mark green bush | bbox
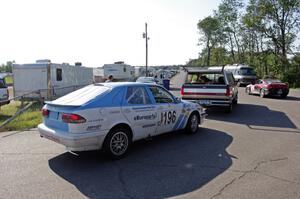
[282,68,300,88]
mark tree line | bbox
[0,61,13,73]
[189,0,300,87]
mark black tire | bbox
[103,127,131,159]
[225,103,233,113]
[260,89,265,98]
[185,112,200,134]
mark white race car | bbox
[38,82,206,158]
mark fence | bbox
[0,84,88,129]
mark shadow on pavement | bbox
[207,103,297,129]
[284,96,300,102]
[49,128,233,199]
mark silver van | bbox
[224,64,257,86]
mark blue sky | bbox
[0,0,222,67]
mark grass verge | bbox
[4,76,13,84]
[0,101,42,132]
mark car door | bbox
[148,86,182,135]
[253,80,263,94]
[122,86,158,140]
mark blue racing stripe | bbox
[177,116,187,130]
[173,114,183,131]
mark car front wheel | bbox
[103,128,131,159]
[185,113,199,134]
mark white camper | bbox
[209,64,257,86]
[12,60,93,100]
[103,62,134,81]
[93,67,104,83]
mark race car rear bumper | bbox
[38,123,107,151]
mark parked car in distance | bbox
[245,79,289,98]
[0,74,10,106]
[181,67,238,113]
[136,76,158,84]
[38,82,206,159]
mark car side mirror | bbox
[175,97,181,103]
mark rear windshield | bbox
[137,77,155,83]
[0,79,6,88]
[265,79,281,84]
[49,84,110,106]
[238,68,256,76]
[186,73,225,85]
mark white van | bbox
[224,64,257,86]
[0,74,9,106]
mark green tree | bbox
[197,16,223,66]
[215,0,244,63]
[258,0,300,71]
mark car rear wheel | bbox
[185,113,199,134]
[103,128,131,159]
[260,89,265,98]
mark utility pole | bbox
[143,23,149,76]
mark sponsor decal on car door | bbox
[122,86,157,140]
[148,86,182,134]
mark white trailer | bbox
[12,60,93,100]
[103,62,135,81]
[93,67,104,83]
[209,64,257,86]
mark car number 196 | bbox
[160,111,176,125]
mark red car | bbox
[245,79,289,98]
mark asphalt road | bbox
[1,81,300,198]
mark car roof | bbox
[186,67,223,73]
[0,74,7,79]
[95,82,154,88]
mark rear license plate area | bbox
[198,100,210,105]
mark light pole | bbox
[143,23,149,76]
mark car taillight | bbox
[42,108,49,117]
[62,113,86,123]
[225,85,231,97]
[180,87,184,95]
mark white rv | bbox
[93,67,104,83]
[224,64,257,86]
[13,60,93,100]
[209,64,257,86]
[103,62,135,81]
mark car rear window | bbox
[186,72,225,84]
[49,84,110,106]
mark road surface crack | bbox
[117,165,135,199]
[210,157,292,199]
